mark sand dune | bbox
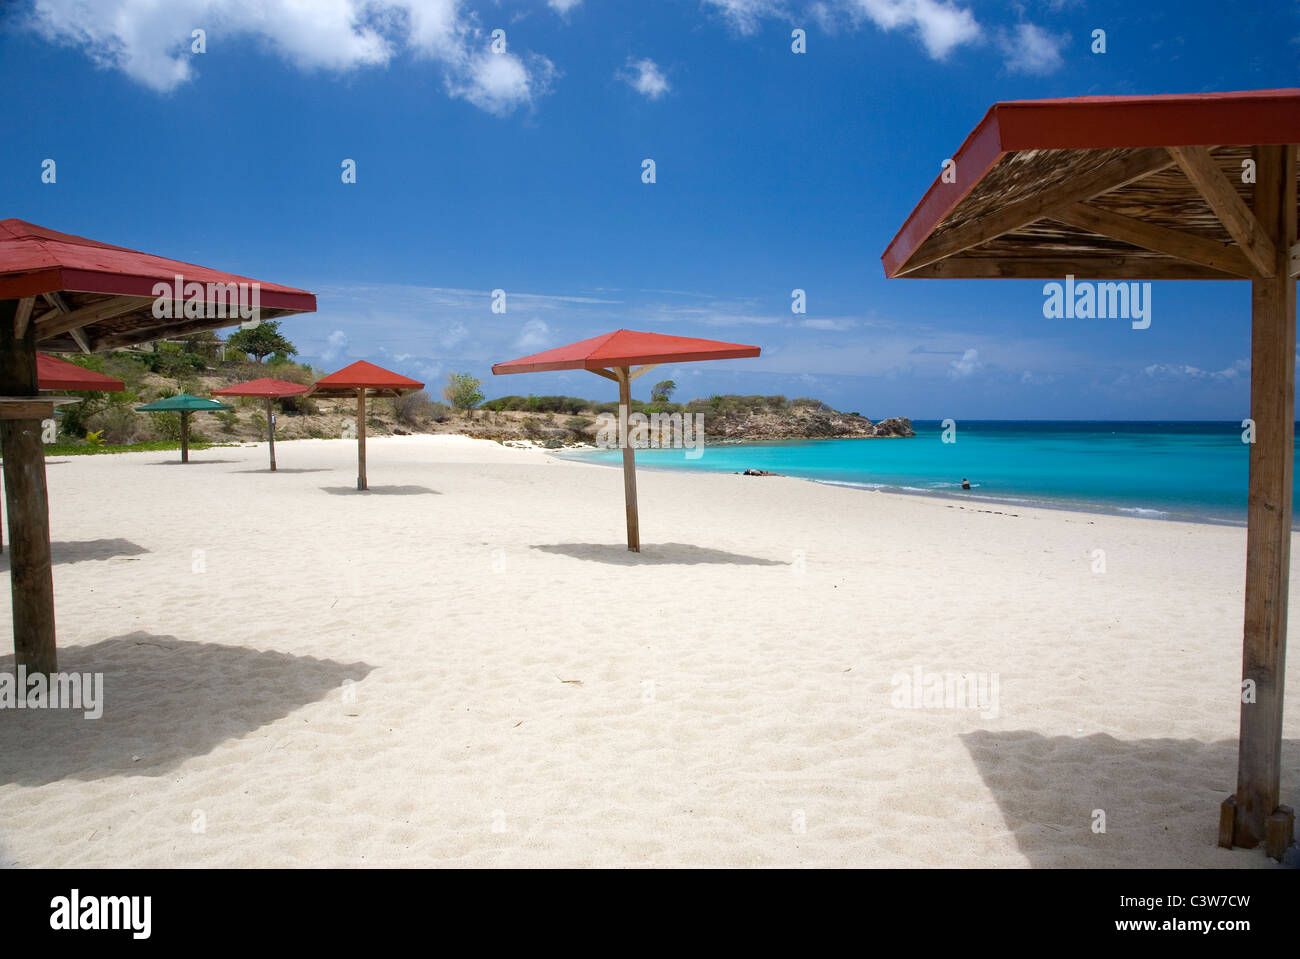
[0,435,1294,867]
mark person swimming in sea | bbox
[961,478,971,490]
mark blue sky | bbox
[2,0,1297,419]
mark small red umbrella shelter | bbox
[37,353,127,393]
[213,378,311,471]
[881,89,1299,858]
[492,329,761,551]
[1,355,127,553]
[0,218,316,675]
[310,361,423,490]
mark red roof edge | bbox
[312,360,424,391]
[212,378,312,398]
[493,347,761,375]
[36,353,126,392]
[0,268,317,311]
[880,103,1004,279]
[880,88,1300,280]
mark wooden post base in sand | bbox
[0,298,58,674]
[1219,144,1297,859]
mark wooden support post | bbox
[1223,144,1297,859]
[0,298,58,674]
[180,410,190,463]
[266,397,277,472]
[356,389,367,491]
[617,367,640,552]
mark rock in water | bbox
[872,417,915,438]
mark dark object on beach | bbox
[742,468,780,476]
[961,478,971,490]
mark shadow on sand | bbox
[320,485,439,496]
[532,542,787,566]
[0,633,374,786]
[146,459,245,466]
[960,729,1300,867]
[0,538,148,569]
[233,468,331,475]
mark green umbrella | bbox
[135,394,233,463]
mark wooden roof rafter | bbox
[1168,145,1277,277]
[882,90,1300,283]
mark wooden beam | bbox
[0,299,58,675]
[628,364,660,381]
[1169,145,1277,279]
[266,397,277,472]
[42,291,70,313]
[586,368,620,382]
[356,389,367,491]
[68,326,92,353]
[13,297,34,338]
[0,399,57,419]
[92,310,286,351]
[898,147,1179,275]
[180,410,190,463]
[616,366,640,552]
[34,295,152,340]
[900,256,1240,281]
[1289,240,1299,279]
[1226,144,1297,858]
[1050,202,1257,278]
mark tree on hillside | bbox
[177,330,221,361]
[227,321,297,363]
[442,372,484,411]
[651,379,677,403]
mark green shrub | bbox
[278,394,318,415]
[149,411,182,441]
[86,406,144,445]
[141,342,205,377]
[392,390,434,426]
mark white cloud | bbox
[515,318,552,352]
[705,0,980,60]
[841,0,981,59]
[1142,360,1246,381]
[620,57,671,100]
[446,47,556,116]
[547,0,583,13]
[27,0,555,115]
[322,329,349,362]
[439,322,469,349]
[999,22,1067,75]
[801,318,856,331]
[948,348,982,379]
[702,0,791,35]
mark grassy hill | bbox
[45,344,913,451]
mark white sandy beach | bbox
[0,434,1295,868]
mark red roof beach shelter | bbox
[37,353,126,393]
[213,378,311,471]
[309,361,423,490]
[0,218,316,675]
[0,355,126,553]
[882,89,1299,858]
[492,329,761,552]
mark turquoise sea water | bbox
[574,421,1295,526]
